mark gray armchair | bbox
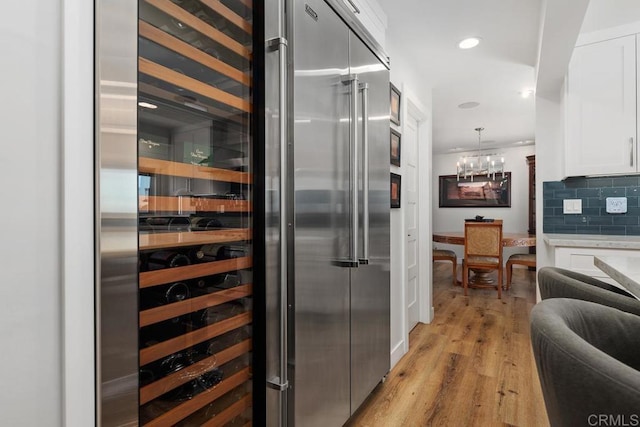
[537,266,640,316]
[530,298,640,426]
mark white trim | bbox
[402,83,432,336]
[577,21,640,47]
[62,0,95,425]
[390,339,406,368]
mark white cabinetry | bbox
[342,0,387,47]
[565,35,638,176]
[555,246,640,287]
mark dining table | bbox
[433,230,536,286]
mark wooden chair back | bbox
[463,220,504,298]
[464,220,503,260]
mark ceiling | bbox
[377,0,640,155]
[377,0,542,154]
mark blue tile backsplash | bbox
[543,175,640,235]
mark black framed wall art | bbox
[390,83,401,125]
[438,172,511,208]
[391,173,401,208]
[390,128,401,166]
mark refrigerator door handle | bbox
[266,36,289,395]
[359,82,369,265]
[346,74,359,265]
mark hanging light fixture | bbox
[456,127,505,181]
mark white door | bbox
[405,111,420,331]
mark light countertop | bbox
[543,233,640,250]
[594,256,640,300]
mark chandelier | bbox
[456,127,505,181]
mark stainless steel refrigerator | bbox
[265,1,391,425]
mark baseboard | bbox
[390,339,406,369]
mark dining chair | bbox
[463,220,504,298]
[433,248,457,285]
[505,253,536,290]
[530,298,640,426]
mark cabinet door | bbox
[554,247,640,288]
[566,35,636,176]
[344,0,386,47]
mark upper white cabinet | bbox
[342,0,387,48]
[565,35,637,176]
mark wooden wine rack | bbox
[144,368,251,427]
[138,0,254,424]
[139,158,252,185]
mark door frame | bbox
[401,85,432,354]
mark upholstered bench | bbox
[433,249,457,285]
[505,253,536,289]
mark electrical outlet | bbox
[606,197,627,214]
[563,199,582,214]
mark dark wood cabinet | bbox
[527,155,536,258]
[527,155,536,235]
[527,155,536,242]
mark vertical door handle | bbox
[631,137,635,167]
[339,74,360,268]
[359,82,369,265]
[342,74,359,266]
[351,76,359,265]
[266,36,289,394]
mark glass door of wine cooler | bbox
[137,0,255,424]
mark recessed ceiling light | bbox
[458,101,480,109]
[138,101,158,109]
[520,89,535,98]
[458,37,481,49]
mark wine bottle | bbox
[185,247,206,263]
[162,367,224,402]
[188,301,245,328]
[194,217,224,230]
[147,250,191,271]
[139,316,187,348]
[212,272,241,290]
[199,243,247,260]
[196,326,250,357]
[167,216,190,231]
[140,282,190,310]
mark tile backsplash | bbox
[543,175,640,235]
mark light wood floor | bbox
[347,263,549,427]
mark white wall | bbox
[535,95,565,297]
[0,1,63,425]
[432,145,535,261]
[386,34,433,368]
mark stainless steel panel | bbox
[349,31,390,413]
[325,0,389,69]
[265,0,290,424]
[95,0,139,425]
[292,0,351,425]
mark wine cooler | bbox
[97,0,264,425]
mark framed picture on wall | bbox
[390,128,401,166]
[438,172,511,207]
[390,173,401,208]
[390,83,401,125]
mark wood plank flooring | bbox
[347,263,548,427]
